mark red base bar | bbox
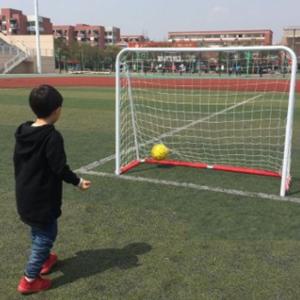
[120,160,141,174]
[146,159,281,178]
[120,158,281,178]
[212,164,281,178]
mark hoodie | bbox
[13,121,80,228]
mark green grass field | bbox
[1,86,300,299]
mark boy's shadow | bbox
[52,243,152,288]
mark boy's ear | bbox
[50,107,61,120]
[53,107,61,115]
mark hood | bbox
[14,121,54,155]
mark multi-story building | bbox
[0,8,120,48]
[53,25,75,44]
[118,34,147,48]
[53,24,120,48]
[282,27,300,60]
[168,29,273,47]
[105,26,120,45]
[0,8,27,35]
[120,34,147,43]
[0,8,53,35]
[126,40,197,48]
[27,15,52,35]
[74,24,105,48]
[0,8,54,74]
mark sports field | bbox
[1,83,300,299]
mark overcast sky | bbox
[1,0,299,42]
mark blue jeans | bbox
[25,220,57,279]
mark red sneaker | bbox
[17,276,51,294]
[40,253,58,275]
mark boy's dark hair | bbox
[29,85,63,118]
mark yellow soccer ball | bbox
[151,144,170,160]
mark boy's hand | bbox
[78,178,91,191]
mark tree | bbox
[103,45,121,71]
[54,38,69,72]
[54,40,121,72]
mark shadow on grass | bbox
[52,242,152,288]
[127,164,175,175]
[288,177,300,196]
[288,190,300,196]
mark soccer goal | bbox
[115,46,297,197]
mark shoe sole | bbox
[17,284,51,294]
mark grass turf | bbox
[1,86,300,299]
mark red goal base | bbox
[120,158,281,178]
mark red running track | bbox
[0,76,299,92]
[0,76,115,88]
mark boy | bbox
[13,85,91,294]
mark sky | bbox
[0,0,299,42]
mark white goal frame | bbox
[115,46,297,197]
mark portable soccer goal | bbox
[115,46,297,197]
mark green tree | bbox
[54,40,121,72]
[54,38,69,73]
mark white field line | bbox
[124,94,263,156]
[78,94,262,172]
[77,93,298,203]
[77,169,300,204]
[154,94,262,140]
[74,154,115,172]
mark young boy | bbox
[13,85,91,294]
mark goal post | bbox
[115,46,297,197]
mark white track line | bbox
[156,94,262,140]
[121,94,263,157]
[74,154,115,172]
[76,94,298,203]
[78,169,300,204]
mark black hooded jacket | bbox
[13,121,80,228]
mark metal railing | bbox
[2,50,28,73]
[0,45,19,56]
[0,38,30,74]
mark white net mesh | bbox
[117,48,294,175]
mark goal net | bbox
[115,46,297,197]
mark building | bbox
[127,40,197,48]
[118,34,147,48]
[168,29,273,47]
[282,27,300,60]
[53,24,120,48]
[105,26,120,46]
[54,24,106,48]
[0,32,55,73]
[0,8,54,73]
[53,25,75,44]
[120,34,147,43]
[0,8,27,35]
[26,15,53,35]
[0,8,53,35]
[74,24,105,48]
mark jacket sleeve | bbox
[46,131,80,186]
